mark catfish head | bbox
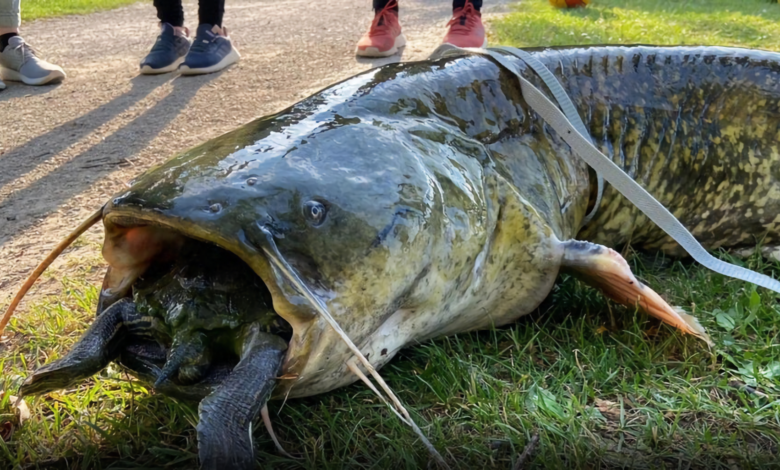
[100,72,460,398]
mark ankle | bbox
[374,0,399,14]
[375,7,398,14]
[0,32,19,51]
[452,0,481,13]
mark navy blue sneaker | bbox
[179,24,240,76]
[140,23,191,75]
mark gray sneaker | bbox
[0,76,5,91]
[0,36,65,86]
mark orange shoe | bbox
[356,1,406,57]
[442,1,487,48]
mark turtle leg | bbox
[118,339,234,402]
[196,324,287,470]
[20,299,145,396]
[117,339,168,385]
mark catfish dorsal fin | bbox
[560,240,712,346]
[0,208,104,336]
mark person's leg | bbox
[198,0,224,27]
[178,0,239,75]
[140,0,192,74]
[452,0,481,11]
[154,0,184,28]
[356,0,405,58]
[0,0,65,86]
[0,0,20,33]
[442,0,486,48]
[372,0,396,12]
[0,0,19,89]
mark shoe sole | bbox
[441,37,488,49]
[179,47,241,76]
[0,67,66,86]
[140,56,186,75]
[356,33,406,58]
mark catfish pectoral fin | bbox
[196,325,287,470]
[560,240,712,345]
[20,299,140,397]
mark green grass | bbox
[20,0,139,21]
[492,0,780,50]
[3,251,780,468]
[4,0,780,469]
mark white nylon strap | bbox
[491,46,604,225]
[430,44,603,224]
[429,44,780,295]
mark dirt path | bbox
[0,0,510,317]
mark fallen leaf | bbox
[0,390,31,438]
[13,396,30,424]
[594,398,620,421]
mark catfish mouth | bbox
[100,209,317,398]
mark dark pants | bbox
[372,0,482,11]
[154,0,224,27]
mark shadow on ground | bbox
[0,81,63,103]
[0,71,224,249]
[0,74,169,193]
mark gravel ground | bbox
[0,0,509,318]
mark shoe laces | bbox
[190,26,222,53]
[368,0,399,37]
[446,1,480,34]
[150,24,188,53]
[8,38,38,66]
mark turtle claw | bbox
[196,325,287,470]
[155,331,211,387]
[21,299,139,397]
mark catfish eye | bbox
[303,200,327,226]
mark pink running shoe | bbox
[356,1,406,57]
[442,1,487,48]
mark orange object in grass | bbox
[549,0,590,8]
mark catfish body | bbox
[561,46,780,254]
[98,45,780,398]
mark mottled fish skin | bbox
[102,45,780,398]
[535,46,780,254]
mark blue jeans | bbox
[0,0,20,28]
